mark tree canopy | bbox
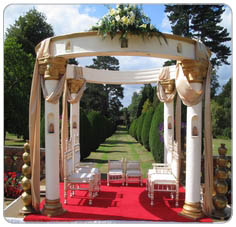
[81,56,124,122]
[4,8,55,140]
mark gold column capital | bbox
[38,57,67,80]
[160,79,175,94]
[67,78,85,93]
[179,59,208,83]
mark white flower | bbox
[139,24,147,29]
[150,24,154,30]
[109,8,116,16]
[115,15,120,22]
[121,16,129,25]
[129,11,135,24]
[98,20,103,26]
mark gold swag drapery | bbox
[60,77,86,180]
[29,38,66,211]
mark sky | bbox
[3,2,232,107]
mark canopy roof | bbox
[36,31,210,62]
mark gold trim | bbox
[41,199,65,217]
[180,59,208,84]
[179,202,204,220]
[160,79,175,94]
[38,57,67,80]
[67,78,85,93]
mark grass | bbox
[83,125,154,178]
[4,132,25,147]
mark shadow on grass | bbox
[96,150,127,154]
[82,158,108,164]
[106,140,137,145]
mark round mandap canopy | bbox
[29,31,213,215]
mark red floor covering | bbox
[24,180,212,222]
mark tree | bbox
[136,84,154,118]
[165,5,231,99]
[4,37,34,140]
[4,8,55,141]
[165,5,231,68]
[6,8,54,57]
[81,56,124,122]
[127,91,142,122]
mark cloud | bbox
[161,12,172,33]
[4,5,33,34]
[122,84,143,107]
[35,5,98,35]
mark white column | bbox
[44,80,60,201]
[70,93,79,146]
[181,82,203,219]
[70,93,80,172]
[164,101,174,163]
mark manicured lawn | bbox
[4,132,25,147]
[83,125,155,178]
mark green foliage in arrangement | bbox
[149,103,164,162]
[141,106,154,151]
[91,4,166,45]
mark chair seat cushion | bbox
[108,169,123,175]
[68,172,94,182]
[150,173,176,184]
[126,170,142,176]
[76,167,99,174]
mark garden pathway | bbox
[83,125,155,178]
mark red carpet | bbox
[24,180,212,222]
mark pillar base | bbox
[41,199,65,217]
[179,202,204,220]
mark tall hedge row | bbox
[80,109,92,159]
[128,103,164,162]
[141,107,154,151]
[136,113,146,144]
[149,102,164,162]
[40,109,116,160]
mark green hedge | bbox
[80,109,92,160]
[149,102,164,162]
[141,107,154,151]
[136,113,146,144]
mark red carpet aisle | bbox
[24,180,212,222]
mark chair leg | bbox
[89,180,93,205]
[150,183,154,206]
[64,182,67,204]
[107,174,109,186]
[140,176,143,186]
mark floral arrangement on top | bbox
[90,4,166,47]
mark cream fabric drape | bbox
[60,80,86,180]
[29,38,66,211]
[29,38,51,211]
[175,62,206,107]
[156,66,181,185]
[40,74,66,104]
[175,94,182,181]
[203,63,214,215]
[156,66,176,103]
